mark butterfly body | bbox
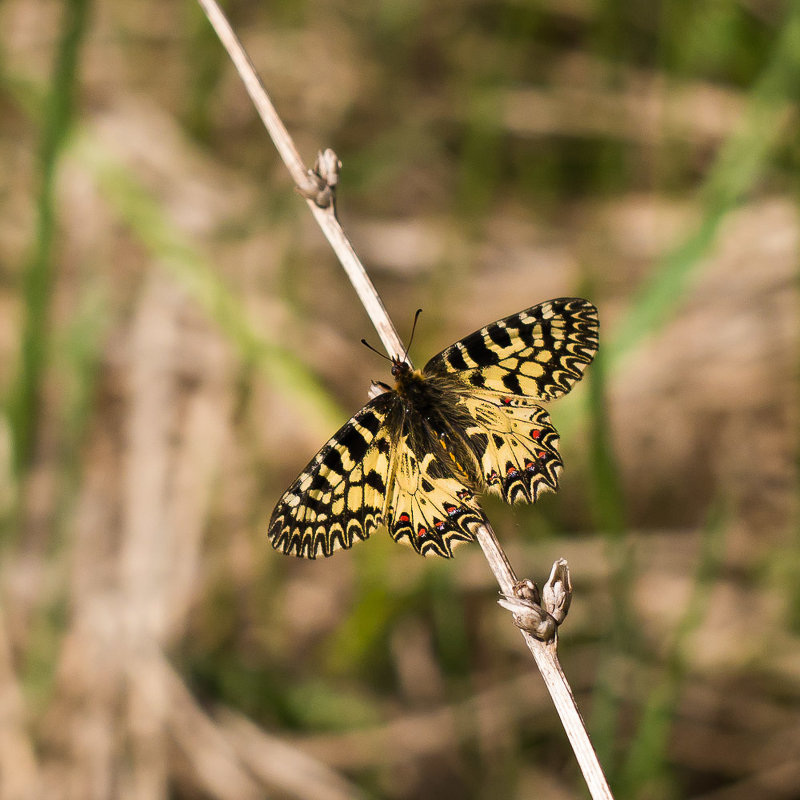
[269,298,599,559]
[389,362,482,485]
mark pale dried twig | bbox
[218,710,366,800]
[196,2,613,797]
[195,0,406,363]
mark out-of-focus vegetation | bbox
[1,0,798,798]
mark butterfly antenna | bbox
[403,308,423,363]
[360,338,391,361]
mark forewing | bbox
[268,393,396,559]
[385,413,486,558]
[461,391,562,504]
[424,297,598,401]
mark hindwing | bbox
[460,391,562,503]
[385,411,486,557]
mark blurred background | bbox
[1,0,798,798]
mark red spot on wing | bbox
[417,526,428,537]
[537,451,546,459]
[530,428,541,439]
[398,513,410,523]
[506,465,519,476]
[501,396,512,406]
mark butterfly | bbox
[268,298,598,559]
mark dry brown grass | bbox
[1,1,798,798]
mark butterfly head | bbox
[390,357,412,381]
[391,358,430,407]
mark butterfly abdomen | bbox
[392,368,485,491]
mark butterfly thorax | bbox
[391,359,481,486]
[391,361,434,411]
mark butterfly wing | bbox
[384,410,486,558]
[423,297,598,505]
[270,391,485,559]
[460,391,562,504]
[423,297,598,401]
[268,393,397,559]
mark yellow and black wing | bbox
[460,391,563,504]
[384,410,486,558]
[268,393,396,559]
[423,297,598,401]
[269,390,487,560]
[423,297,598,505]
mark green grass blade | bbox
[6,0,91,476]
[609,3,800,368]
[617,501,727,798]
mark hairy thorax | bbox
[392,362,482,487]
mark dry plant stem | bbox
[196,0,406,363]
[307,203,407,362]
[197,1,612,797]
[475,523,613,800]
